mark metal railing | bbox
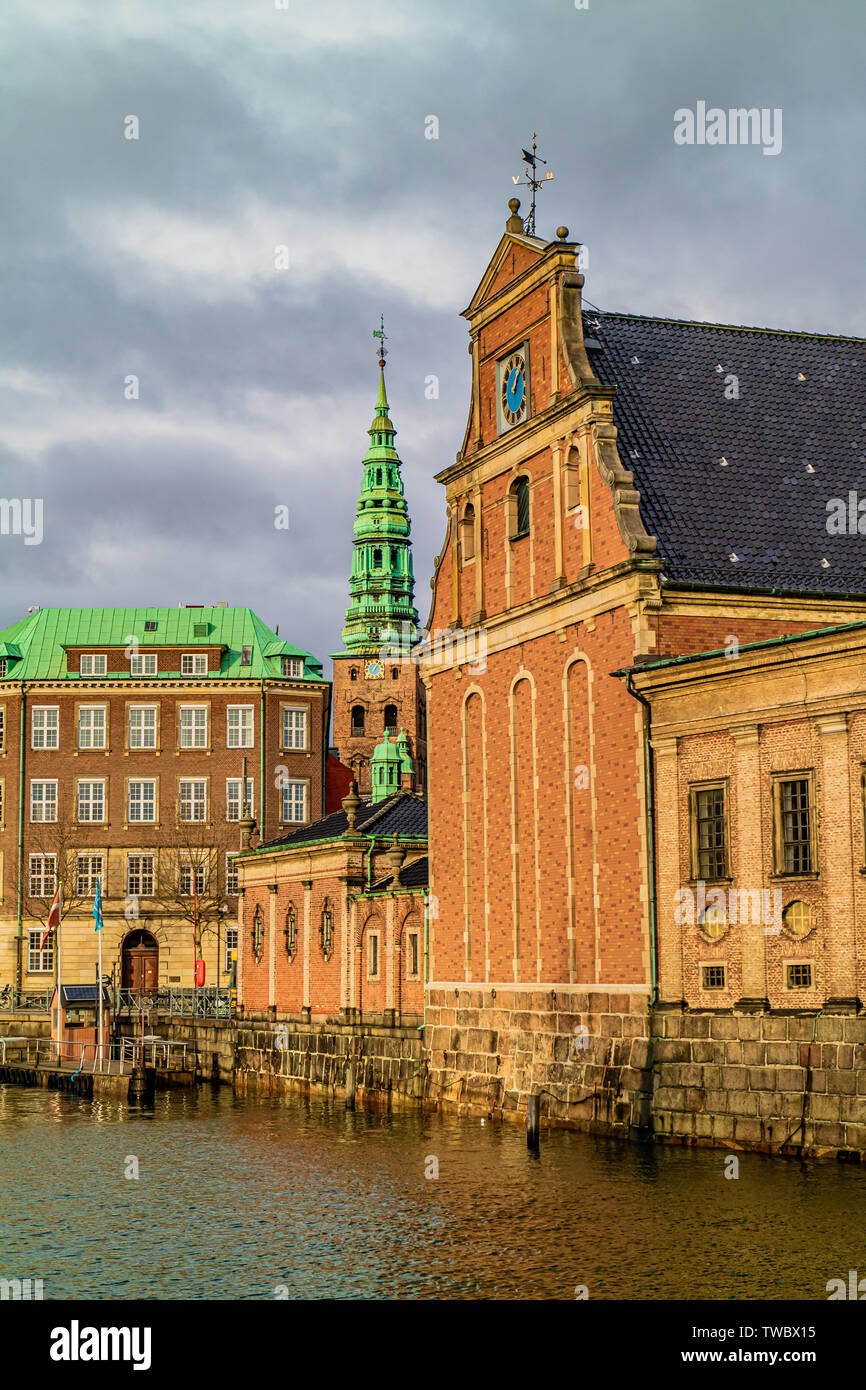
[120,1038,189,1070]
[0,987,52,1014]
[0,1036,189,1075]
[35,1040,131,1075]
[115,987,232,1019]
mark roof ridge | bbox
[590,310,865,344]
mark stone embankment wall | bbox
[651,1009,866,1158]
[234,1014,425,1104]
[425,986,866,1159]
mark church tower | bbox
[331,329,427,795]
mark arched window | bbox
[373,548,383,569]
[390,666,399,681]
[376,468,383,486]
[384,704,398,734]
[349,666,358,682]
[509,477,530,539]
[252,905,264,962]
[460,502,476,564]
[351,705,365,736]
[390,547,398,569]
[320,898,333,958]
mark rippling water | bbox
[0,1083,863,1300]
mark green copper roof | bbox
[370,729,414,802]
[337,357,419,657]
[0,607,323,681]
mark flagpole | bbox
[56,884,62,1062]
[94,876,104,1074]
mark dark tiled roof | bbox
[369,855,429,893]
[260,792,427,850]
[584,312,866,596]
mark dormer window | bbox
[130,653,157,676]
[0,659,6,678]
[144,620,157,632]
[281,656,303,678]
[181,653,207,675]
[241,646,252,665]
[80,654,107,676]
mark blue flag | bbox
[93,877,103,933]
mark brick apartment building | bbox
[419,198,866,1113]
[0,605,331,996]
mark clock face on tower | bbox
[496,344,529,433]
[365,659,384,679]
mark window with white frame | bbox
[77,780,105,823]
[179,779,207,822]
[179,858,206,896]
[226,778,254,822]
[281,656,304,678]
[127,853,155,897]
[31,707,59,749]
[76,854,103,898]
[0,705,5,749]
[225,853,239,896]
[281,779,306,823]
[30,780,57,822]
[227,706,254,748]
[27,928,53,973]
[77,705,106,750]
[179,705,208,748]
[130,652,158,676]
[128,779,156,823]
[282,706,307,750]
[28,853,56,897]
[80,654,107,676]
[0,780,3,824]
[128,706,157,749]
[225,925,238,971]
[181,653,208,675]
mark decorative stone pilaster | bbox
[815,715,861,1011]
[651,735,685,1007]
[730,725,769,1012]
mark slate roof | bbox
[369,855,429,893]
[0,607,323,681]
[259,791,427,851]
[584,312,866,596]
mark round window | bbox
[783,900,813,938]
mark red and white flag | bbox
[40,884,61,950]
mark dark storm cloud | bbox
[1,0,864,665]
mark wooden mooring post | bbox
[527,1093,541,1151]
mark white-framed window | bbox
[227,705,254,748]
[80,654,107,676]
[367,933,380,979]
[27,927,53,973]
[225,925,238,971]
[0,779,3,824]
[78,705,106,750]
[127,853,154,897]
[179,778,207,822]
[128,779,156,824]
[28,853,56,897]
[128,706,157,749]
[31,707,59,750]
[281,656,304,678]
[179,858,206,896]
[0,660,6,677]
[179,705,208,749]
[281,779,306,824]
[30,780,57,823]
[76,853,103,898]
[181,653,208,675]
[225,853,239,896]
[130,652,158,676]
[226,778,254,822]
[77,780,105,823]
[0,706,6,749]
[282,706,307,750]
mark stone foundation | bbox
[234,1014,425,1104]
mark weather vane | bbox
[512,134,554,237]
[373,314,388,366]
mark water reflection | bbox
[0,1083,862,1300]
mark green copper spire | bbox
[338,327,419,656]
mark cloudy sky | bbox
[1,0,864,672]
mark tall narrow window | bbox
[509,477,530,539]
[282,706,307,750]
[373,548,383,569]
[777,777,813,874]
[460,503,476,563]
[691,786,727,880]
[78,706,106,750]
[32,707,59,749]
[384,704,398,734]
[351,705,365,736]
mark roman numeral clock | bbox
[496,343,530,433]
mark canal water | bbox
[0,1083,863,1300]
